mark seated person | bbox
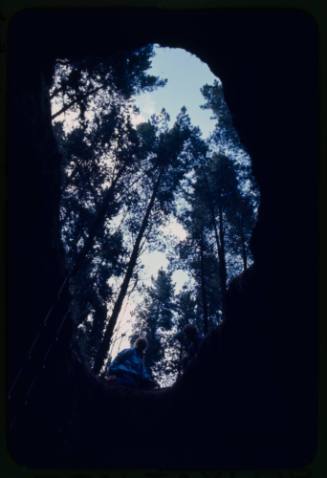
[105,337,156,390]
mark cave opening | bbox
[7,8,318,468]
[50,43,260,389]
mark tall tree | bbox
[131,269,176,382]
[200,79,259,278]
[224,191,257,273]
[93,108,204,374]
[200,79,239,152]
[56,107,137,368]
[176,194,222,334]
[172,288,200,377]
[196,154,239,312]
[52,46,167,369]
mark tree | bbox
[51,45,167,123]
[200,79,259,278]
[52,46,167,369]
[171,288,197,377]
[57,106,137,368]
[176,197,222,334]
[199,154,238,307]
[131,269,176,383]
[200,79,239,151]
[224,191,257,273]
[93,108,204,374]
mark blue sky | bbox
[133,45,218,138]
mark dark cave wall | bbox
[7,26,74,457]
[7,9,318,468]
[7,43,64,382]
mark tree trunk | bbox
[93,170,163,375]
[208,200,225,288]
[87,295,108,361]
[199,232,209,335]
[145,299,161,371]
[238,218,248,271]
[217,201,228,317]
[202,172,227,318]
[177,341,183,379]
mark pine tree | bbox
[174,174,222,333]
[52,46,167,369]
[56,105,136,369]
[172,289,197,376]
[51,45,167,123]
[93,108,204,374]
[131,269,175,383]
[200,79,259,279]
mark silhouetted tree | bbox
[131,269,176,382]
[93,108,204,374]
[200,79,259,277]
[51,45,167,123]
[171,288,197,377]
[200,79,238,151]
[52,47,167,369]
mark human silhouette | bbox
[105,337,156,389]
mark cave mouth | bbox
[50,42,260,389]
[7,8,318,469]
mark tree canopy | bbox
[51,44,259,386]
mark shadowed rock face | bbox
[7,9,318,469]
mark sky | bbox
[132,45,217,138]
[110,46,221,364]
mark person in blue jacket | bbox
[105,337,156,389]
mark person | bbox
[105,337,156,390]
[180,324,203,370]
